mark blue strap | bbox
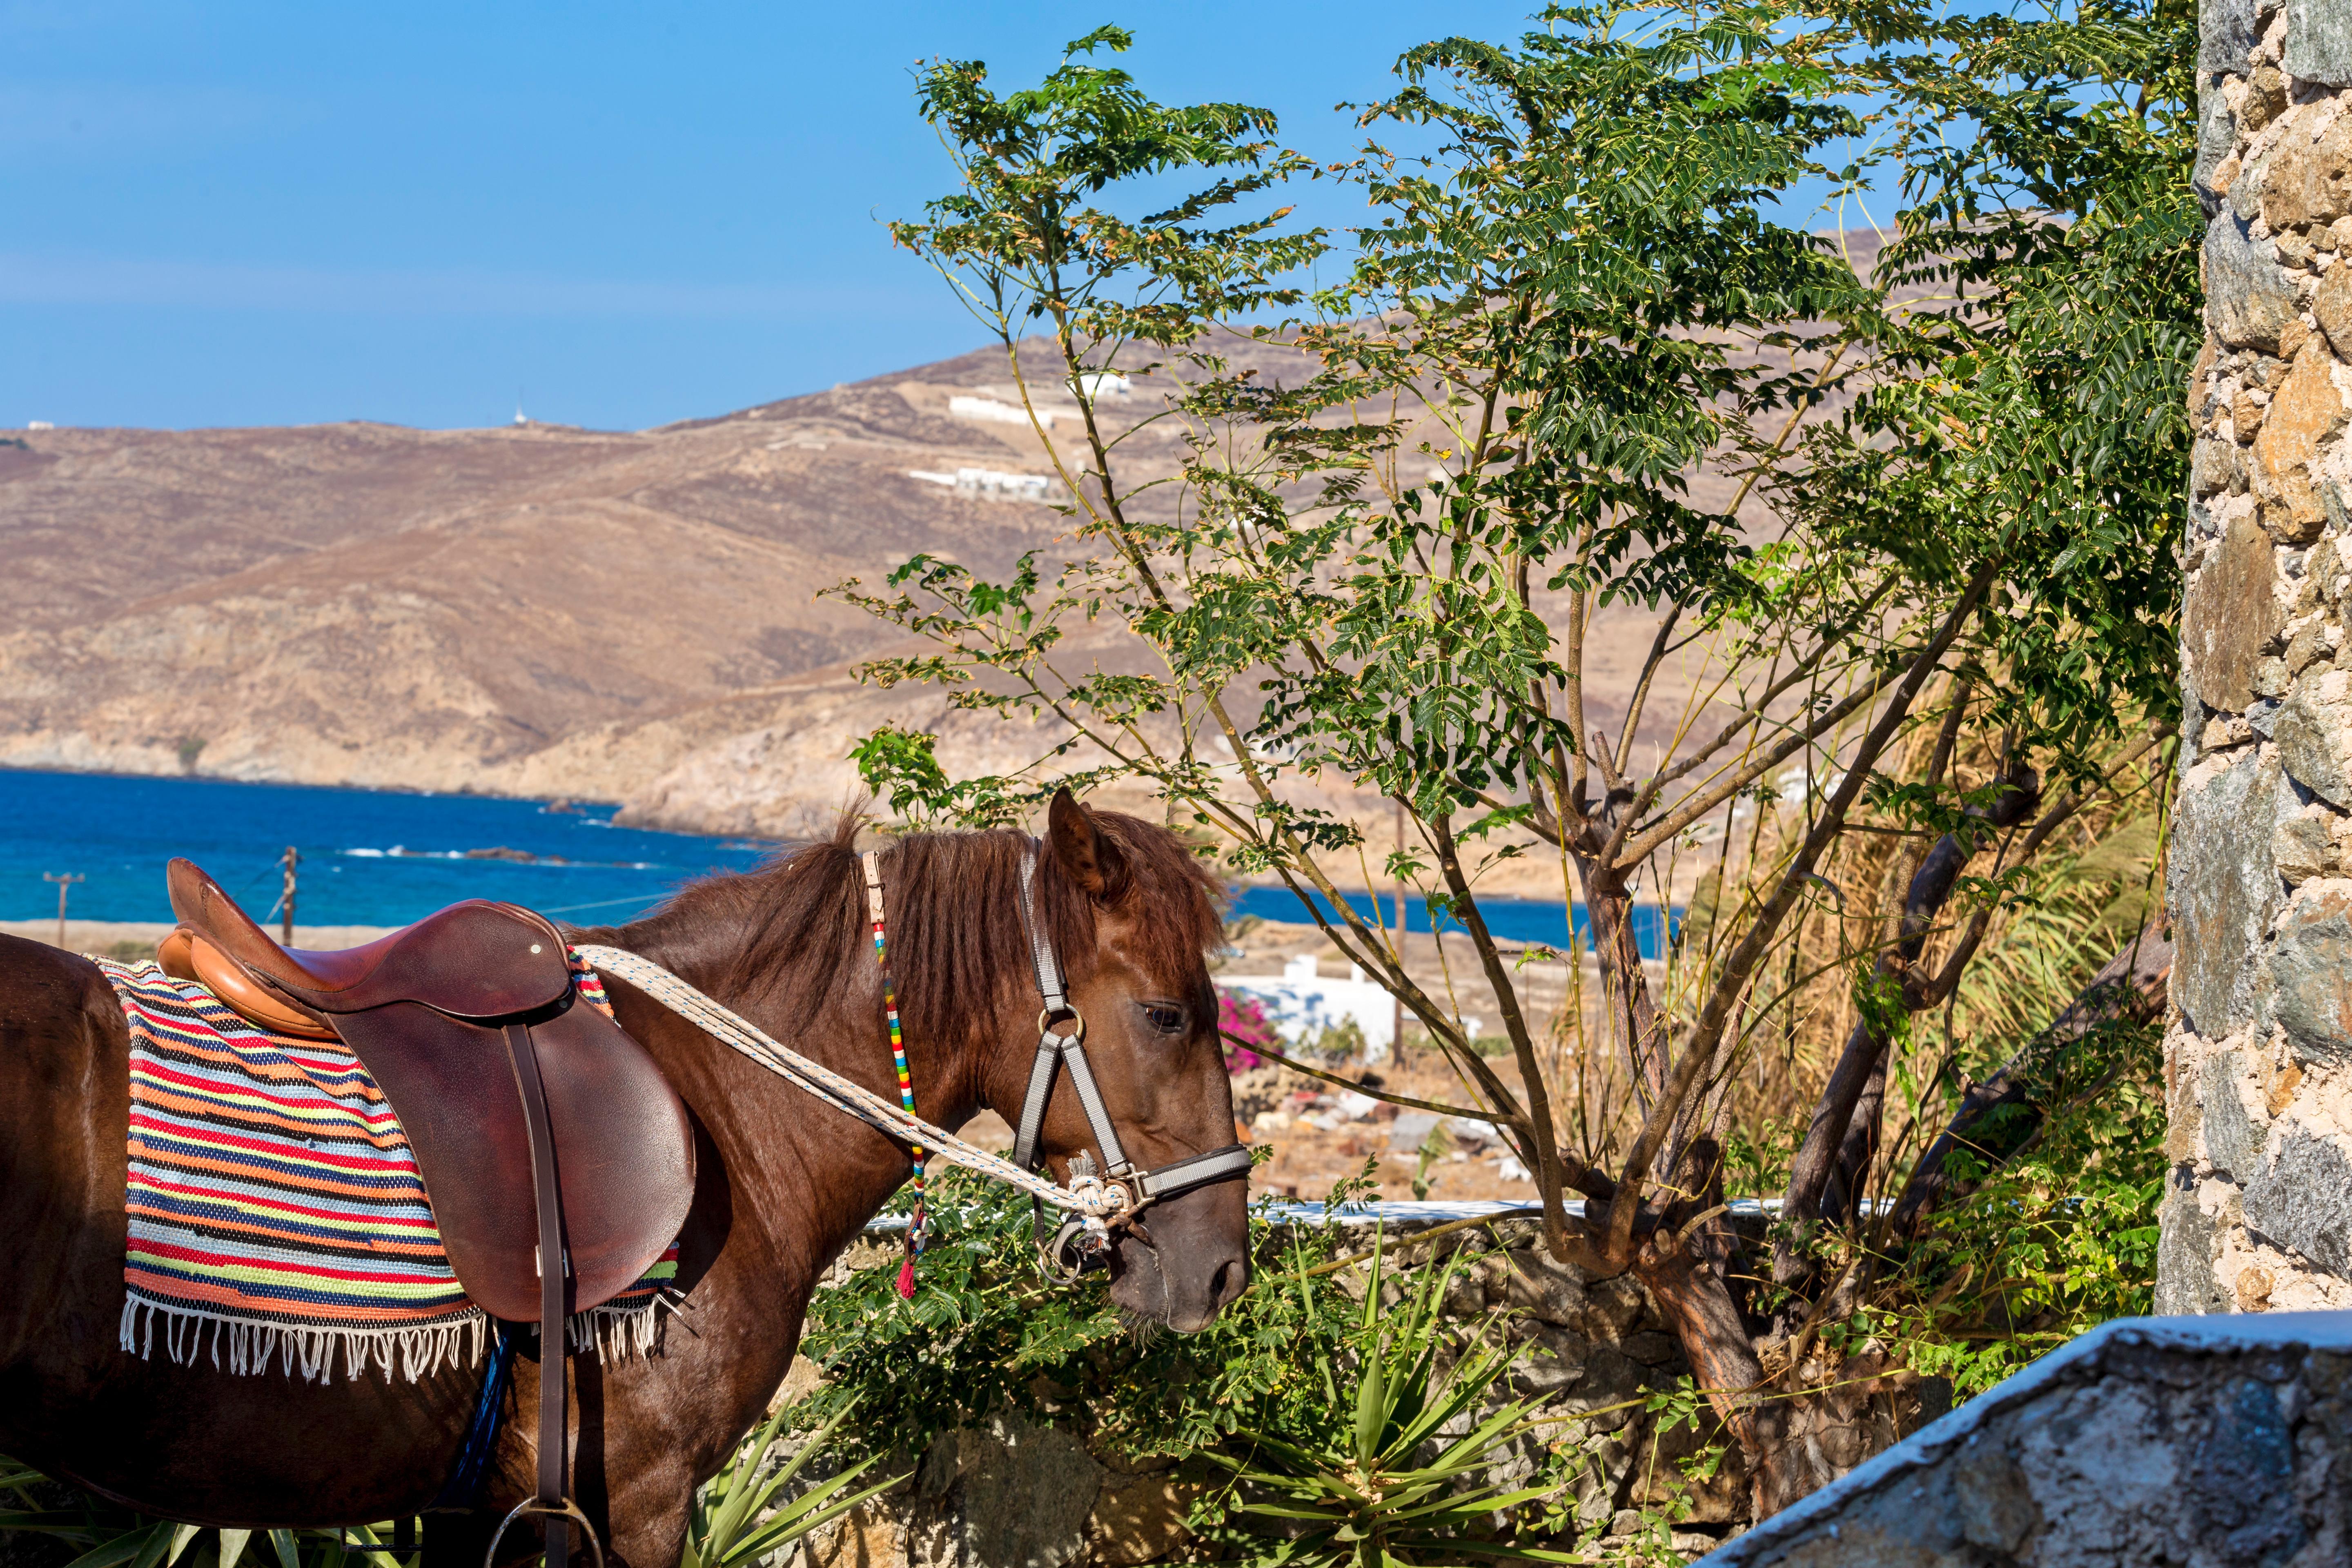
[427,1323,517,1511]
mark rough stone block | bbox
[1497,1247,1593,1327]
[2248,65,2291,135]
[2182,512,2282,712]
[2286,0,2352,85]
[2236,385,2272,439]
[2276,810,2333,880]
[2167,749,2286,1035]
[908,1417,1103,1568]
[2156,1176,2231,1314]
[2259,110,2352,229]
[1084,1475,1194,1567]
[2206,217,2301,354]
[2319,254,2352,354]
[2193,435,2247,498]
[2277,669,2352,803]
[2206,0,2260,72]
[2253,345,2349,541]
[2198,88,2241,213]
[2201,1048,2266,1178]
[2189,1376,2308,1559]
[2268,881,2352,1060]
[1695,1322,2352,1567]
[1951,1440,2040,1552]
[2244,1128,2352,1272]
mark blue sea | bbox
[0,768,1656,951]
[0,768,774,929]
[1228,885,1671,959]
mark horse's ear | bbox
[1047,787,1129,902]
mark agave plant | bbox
[1200,1236,1581,1568]
[0,1459,392,1568]
[681,1394,902,1568]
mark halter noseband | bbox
[1010,843,1253,1278]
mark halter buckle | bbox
[1038,1007,1084,1043]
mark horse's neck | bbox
[600,910,987,1278]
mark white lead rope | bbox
[572,945,1127,1220]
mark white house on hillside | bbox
[1217,954,1397,1061]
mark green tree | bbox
[841,0,2193,1515]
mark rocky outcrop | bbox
[1695,1314,2352,1567]
[2167,0,2352,1317]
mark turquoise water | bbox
[1228,885,1672,959]
[1,767,1649,949]
[0,768,774,928]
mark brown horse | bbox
[0,793,1248,1564]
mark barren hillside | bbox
[0,323,1803,872]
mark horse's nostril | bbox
[1209,1257,1245,1306]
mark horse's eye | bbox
[1139,1003,1187,1036]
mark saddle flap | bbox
[331,1001,696,1322]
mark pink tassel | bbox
[896,1256,916,1299]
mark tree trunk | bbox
[1775,771,2038,1282]
[1573,855,1667,1112]
[1892,920,2172,1233]
[1633,1241,1835,1518]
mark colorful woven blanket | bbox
[103,956,676,1383]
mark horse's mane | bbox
[586,811,1225,1051]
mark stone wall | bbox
[2165,0,2352,1316]
[797,1231,1853,1568]
[1693,1313,2352,1567]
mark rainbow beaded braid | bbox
[862,851,924,1298]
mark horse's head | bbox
[1007,790,1250,1332]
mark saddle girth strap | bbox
[502,1022,570,1568]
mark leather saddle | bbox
[161,858,694,1565]
[158,858,695,1325]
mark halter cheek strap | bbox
[1011,843,1252,1276]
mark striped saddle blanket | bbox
[102,957,677,1383]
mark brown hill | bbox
[0,334,1724,865]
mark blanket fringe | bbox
[122,1294,668,1384]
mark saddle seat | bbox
[156,858,696,1325]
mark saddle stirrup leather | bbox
[517,1020,570,1568]
[483,1019,604,1568]
[1009,842,1251,1276]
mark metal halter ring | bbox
[1038,1007,1084,1042]
[483,1497,605,1568]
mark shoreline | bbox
[2,918,399,956]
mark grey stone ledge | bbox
[1694,1312,2352,1566]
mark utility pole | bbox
[279,846,298,945]
[44,872,84,950]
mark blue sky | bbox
[0,2,1533,431]
[2,2,1872,434]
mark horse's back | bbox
[0,937,134,1425]
[0,936,492,1525]
[0,933,130,1217]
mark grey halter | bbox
[1010,844,1254,1277]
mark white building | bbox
[948,395,1054,429]
[906,467,1060,504]
[1217,954,1397,1061]
[1073,372,1131,399]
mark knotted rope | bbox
[570,946,1126,1221]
